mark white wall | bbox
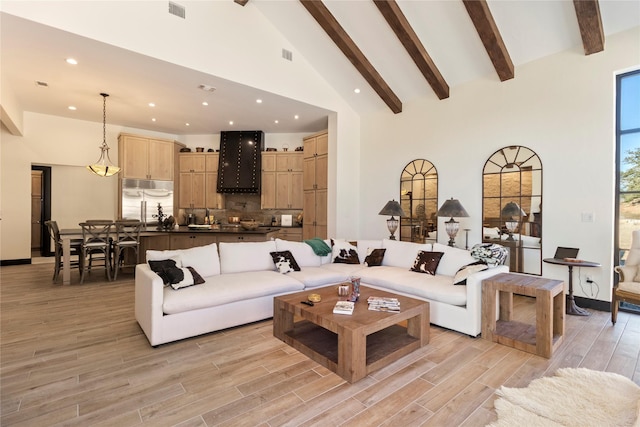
[359,27,640,303]
[1,0,362,256]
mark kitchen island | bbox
[137,225,284,263]
[59,225,294,284]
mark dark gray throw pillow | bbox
[364,248,386,267]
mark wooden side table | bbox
[482,273,565,358]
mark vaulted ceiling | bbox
[1,1,638,136]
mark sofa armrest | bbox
[135,264,165,346]
[465,265,509,314]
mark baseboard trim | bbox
[574,295,610,313]
[1,259,31,266]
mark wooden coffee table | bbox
[273,285,429,383]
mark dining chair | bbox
[44,220,83,282]
[112,219,142,280]
[85,219,115,272]
[79,221,114,284]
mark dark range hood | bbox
[217,130,264,194]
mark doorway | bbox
[31,165,52,257]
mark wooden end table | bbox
[482,273,565,358]
[273,285,429,383]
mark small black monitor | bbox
[554,247,579,259]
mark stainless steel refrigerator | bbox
[121,179,173,225]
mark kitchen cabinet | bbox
[138,234,171,263]
[119,133,175,180]
[170,233,218,250]
[261,152,303,209]
[276,171,303,209]
[217,231,278,243]
[302,131,328,239]
[278,227,303,242]
[178,153,224,209]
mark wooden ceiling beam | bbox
[462,0,514,82]
[234,0,249,6]
[573,0,604,55]
[374,0,449,100]
[300,0,402,113]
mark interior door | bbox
[31,170,43,251]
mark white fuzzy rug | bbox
[488,368,640,427]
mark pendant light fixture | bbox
[87,93,120,177]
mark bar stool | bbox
[45,220,83,282]
[112,219,142,280]
[79,221,114,284]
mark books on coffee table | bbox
[333,301,355,315]
[367,296,400,312]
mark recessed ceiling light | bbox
[256,99,262,104]
[294,115,299,120]
[274,120,279,124]
[202,101,209,106]
[65,58,78,65]
[152,118,156,122]
[185,123,190,126]
[354,88,361,94]
[148,102,155,107]
[229,121,234,125]
[68,106,77,110]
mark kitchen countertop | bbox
[140,225,300,235]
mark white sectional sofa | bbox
[135,238,508,346]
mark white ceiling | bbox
[2,1,639,136]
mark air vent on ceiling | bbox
[198,84,216,92]
[35,81,49,87]
[282,49,293,62]
[168,1,185,19]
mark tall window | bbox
[616,69,640,259]
[616,69,640,315]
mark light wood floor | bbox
[1,263,639,426]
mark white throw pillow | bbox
[219,240,277,274]
[275,238,322,267]
[433,242,477,276]
[180,243,220,277]
[382,239,432,269]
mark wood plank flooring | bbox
[1,262,639,426]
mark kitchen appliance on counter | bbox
[121,179,173,225]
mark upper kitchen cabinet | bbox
[261,152,303,209]
[178,152,224,210]
[118,133,175,180]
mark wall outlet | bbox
[581,212,595,222]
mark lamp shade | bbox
[437,198,469,218]
[379,200,405,217]
[501,201,526,217]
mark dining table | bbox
[59,228,84,285]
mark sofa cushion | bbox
[359,266,467,306]
[162,270,303,315]
[382,239,432,269]
[410,251,444,275]
[275,238,322,267]
[270,250,301,274]
[332,240,360,264]
[147,242,220,277]
[287,266,350,288]
[433,243,476,276]
[219,240,277,274]
[364,248,386,267]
